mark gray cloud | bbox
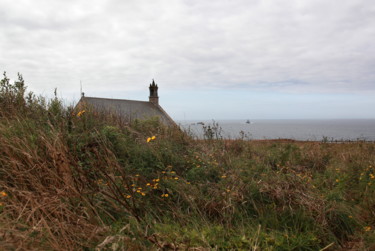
[1,0,375,99]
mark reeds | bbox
[0,73,374,249]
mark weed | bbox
[0,74,374,249]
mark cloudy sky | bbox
[1,0,375,119]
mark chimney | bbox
[149,79,159,105]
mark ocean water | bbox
[177,119,375,141]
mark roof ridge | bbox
[84,96,150,104]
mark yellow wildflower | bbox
[161,194,169,197]
[364,226,372,232]
[77,110,86,117]
[147,136,156,143]
[126,195,131,199]
[174,177,179,180]
[336,179,339,183]
[0,191,7,197]
[221,175,227,179]
[146,183,151,186]
[141,193,146,196]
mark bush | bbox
[0,74,374,249]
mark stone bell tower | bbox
[149,79,159,106]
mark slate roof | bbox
[78,96,175,126]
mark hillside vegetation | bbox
[0,73,374,250]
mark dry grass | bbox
[1,74,375,249]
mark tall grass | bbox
[0,73,374,250]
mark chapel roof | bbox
[79,96,175,126]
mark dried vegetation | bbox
[0,73,374,250]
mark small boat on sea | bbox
[246,120,251,124]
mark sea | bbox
[177,119,375,141]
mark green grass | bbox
[0,73,375,250]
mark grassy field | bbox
[1,74,375,250]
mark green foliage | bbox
[0,72,26,115]
[0,73,374,249]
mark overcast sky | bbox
[1,0,375,119]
